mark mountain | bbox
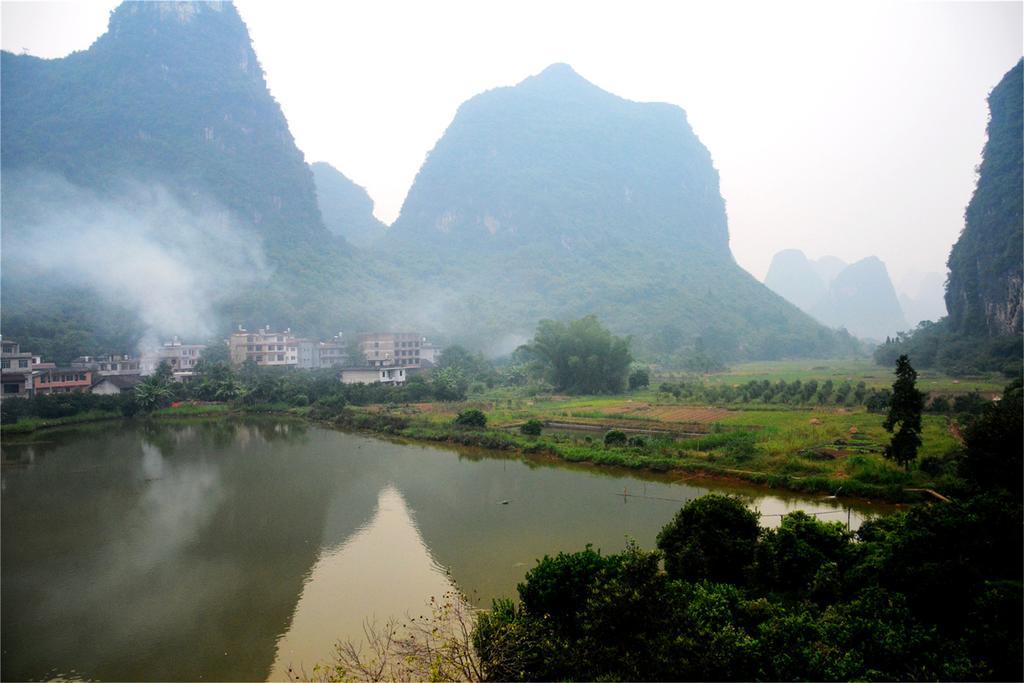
[945,59,1023,337]
[311,162,387,248]
[877,59,1022,375]
[764,249,827,312]
[1,1,324,248]
[1,7,858,364]
[765,249,908,341]
[812,257,908,341]
[0,1,389,360]
[387,64,854,360]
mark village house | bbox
[91,375,144,395]
[229,326,299,367]
[339,366,407,385]
[357,332,428,368]
[140,338,207,381]
[33,368,93,395]
[1,339,56,397]
[72,354,142,376]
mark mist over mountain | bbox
[0,1,389,359]
[311,162,387,249]
[811,256,848,287]
[388,63,853,360]
[0,2,858,364]
[765,250,908,340]
[763,250,827,312]
[1,1,324,248]
[811,257,908,341]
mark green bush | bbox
[453,408,487,428]
[604,429,627,446]
[520,419,543,436]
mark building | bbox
[1,340,55,397]
[34,368,93,395]
[91,375,143,395]
[141,338,207,381]
[318,334,348,368]
[419,339,442,367]
[72,354,142,376]
[229,327,299,367]
[340,366,407,385]
[357,332,426,368]
[1,339,34,373]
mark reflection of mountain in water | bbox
[1,420,885,681]
[0,421,371,682]
[269,486,455,680]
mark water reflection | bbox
[268,487,455,681]
[2,419,894,682]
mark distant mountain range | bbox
[0,1,874,364]
[764,250,909,341]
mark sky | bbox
[2,1,1021,290]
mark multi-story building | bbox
[72,354,142,376]
[33,368,93,395]
[419,340,442,367]
[318,335,347,368]
[357,332,426,368]
[229,327,298,367]
[1,340,56,397]
[141,338,207,380]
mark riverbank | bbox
[1,400,953,503]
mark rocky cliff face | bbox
[945,59,1023,337]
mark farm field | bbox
[677,358,1006,395]
[350,360,998,501]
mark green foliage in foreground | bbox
[475,494,1021,681]
[472,381,1023,681]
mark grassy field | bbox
[683,358,1006,395]
[344,360,997,501]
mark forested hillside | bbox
[388,64,857,360]
[0,2,391,361]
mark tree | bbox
[656,494,760,584]
[134,376,173,413]
[958,379,1023,501]
[526,315,633,394]
[882,355,924,471]
[628,366,650,390]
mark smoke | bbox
[2,170,268,353]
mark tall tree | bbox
[527,316,633,394]
[883,355,924,471]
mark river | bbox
[1,418,895,681]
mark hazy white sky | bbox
[3,1,1021,288]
